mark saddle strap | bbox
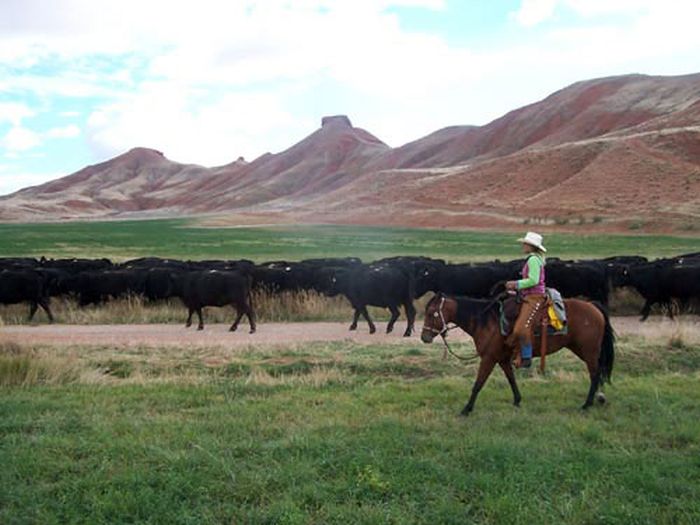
[539,307,548,373]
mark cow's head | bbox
[610,264,631,288]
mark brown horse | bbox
[420,293,615,415]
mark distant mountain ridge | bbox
[2,73,700,232]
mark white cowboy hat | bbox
[517,231,547,252]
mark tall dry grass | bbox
[0,291,433,325]
[0,288,662,326]
[0,340,81,386]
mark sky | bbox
[1,0,699,196]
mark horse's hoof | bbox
[249,328,256,334]
[369,327,376,334]
[386,327,393,334]
[596,392,607,405]
[402,331,412,338]
[349,325,357,331]
[229,326,238,332]
[197,326,204,331]
[581,403,592,410]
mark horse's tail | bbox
[593,302,615,384]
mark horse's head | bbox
[421,293,457,343]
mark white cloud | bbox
[0,102,34,126]
[1,126,41,152]
[86,86,309,165]
[562,0,653,17]
[0,169,61,196]
[1,123,80,157]
[46,125,81,139]
[512,0,558,27]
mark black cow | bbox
[188,260,256,273]
[673,252,700,265]
[663,263,700,313]
[65,270,146,306]
[120,257,189,271]
[34,267,73,297]
[613,260,700,320]
[0,269,54,322]
[253,262,317,293]
[546,261,610,305]
[42,258,113,273]
[0,257,40,270]
[419,262,515,298]
[380,258,448,299]
[141,268,184,302]
[181,270,256,333]
[301,257,362,268]
[318,264,416,336]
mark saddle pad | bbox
[546,287,567,326]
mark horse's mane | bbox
[453,296,499,328]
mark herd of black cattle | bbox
[1,252,699,335]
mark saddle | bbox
[498,289,567,338]
[498,289,567,372]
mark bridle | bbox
[423,295,478,363]
[423,296,456,337]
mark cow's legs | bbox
[361,306,376,334]
[28,302,38,321]
[245,303,257,334]
[386,305,400,333]
[403,300,416,337]
[461,356,497,416]
[229,306,244,332]
[196,308,204,330]
[349,308,361,331]
[39,298,54,323]
[667,300,677,320]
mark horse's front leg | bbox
[461,356,497,416]
[499,358,521,407]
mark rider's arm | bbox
[517,256,542,290]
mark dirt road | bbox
[1,317,697,348]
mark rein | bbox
[425,296,479,364]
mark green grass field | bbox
[1,219,699,261]
[1,219,699,524]
[1,334,699,524]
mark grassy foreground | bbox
[1,335,699,524]
[0,219,699,261]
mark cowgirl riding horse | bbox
[506,231,548,368]
[421,232,615,415]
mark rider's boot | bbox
[520,342,533,368]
